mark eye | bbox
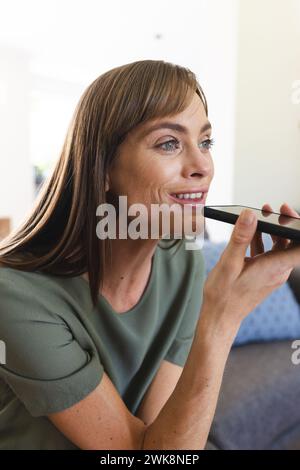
[156,137,215,153]
[156,139,181,152]
[198,138,215,152]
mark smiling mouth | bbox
[168,192,207,205]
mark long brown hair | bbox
[0,59,208,307]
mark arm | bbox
[49,359,183,449]
[48,311,237,450]
[48,371,147,450]
[135,360,183,426]
[142,313,239,449]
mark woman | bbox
[0,59,300,450]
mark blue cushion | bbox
[201,234,300,346]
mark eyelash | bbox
[156,138,215,153]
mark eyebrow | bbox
[138,120,212,140]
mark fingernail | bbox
[240,209,255,225]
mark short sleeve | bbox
[0,271,104,417]
[164,249,206,367]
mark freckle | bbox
[120,276,124,280]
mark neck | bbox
[102,237,158,293]
[82,237,159,312]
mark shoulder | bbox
[0,265,66,297]
[0,265,56,287]
[0,266,84,324]
[0,267,103,417]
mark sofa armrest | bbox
[208,340,300,449]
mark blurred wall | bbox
[234,0,300,213]
[0,47,34,231]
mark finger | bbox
[272,237,290,252]
[278,203,300,248]
[262,203,279,245]
[250,231,264,257]
[222,209,257,276]
[262,203,294,249]
[280,202,300,219]
[263,203,300,251]
[288,240,300,250]
[262,203,273,212]
[272,203,300,254]
[274,241,300,270]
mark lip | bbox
[170,188,209,195]
[168,191,208,205]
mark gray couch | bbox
[204,265,300,450]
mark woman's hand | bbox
[202,203,300,327]
[250,202,300,256]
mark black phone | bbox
[204,205,300,241]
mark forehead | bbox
[134,94,209,141]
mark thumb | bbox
[222,209,257,275]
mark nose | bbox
[181,147,213,179]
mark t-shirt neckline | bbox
[76,246,159,317]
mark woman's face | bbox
[107,92,214,236]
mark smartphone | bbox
[204,205,300,241]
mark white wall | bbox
[0,47,34,230]
[234,0,300,215]
[190,0,238,242]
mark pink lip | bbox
[168,192,208,205]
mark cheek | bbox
[110,145,178,201]
[210,157,215,178]
[138,160,176,198]
[109,159,157,202]
[129,157,172,189]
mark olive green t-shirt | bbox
[0,239,206,449]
